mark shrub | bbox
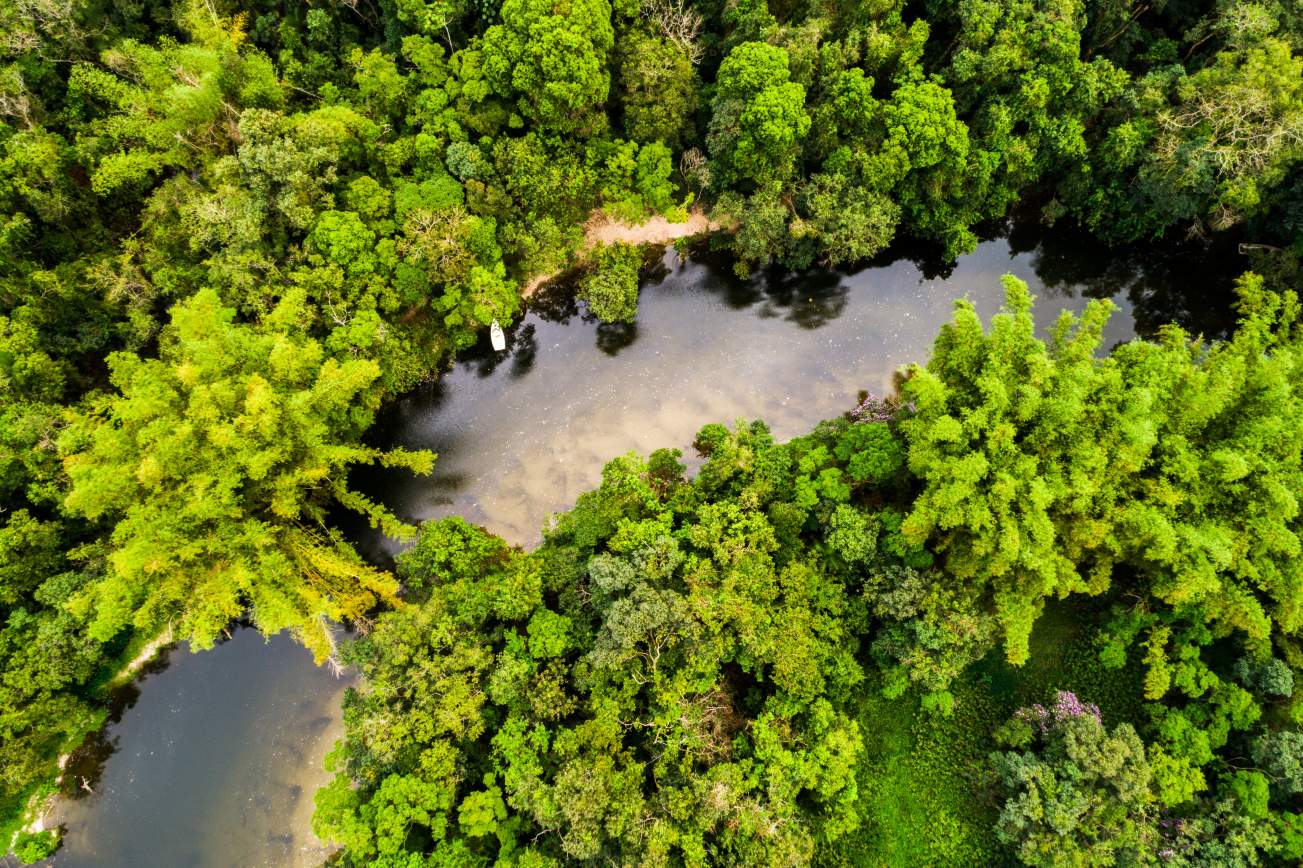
[579,242,642,323]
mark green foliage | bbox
[1062,10,1303,242]
[898,274,1303,676]
[825,600,1145,867]
[617,31,697,148]
[942,0,1128,226]
[316,430,876,863]
[60,288,433,661]
[827,678,1000,866]
[899,276,1123,663]
[887,276,1303,862]
[992,699,1159,867]
[578,242,641,323]
[1252,731,1303,799]
[12,829,59,864]
[709,42,810,188]
[482,0,615,133]
[5,0,1303,860]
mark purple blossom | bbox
[1015,691,1102,733]
[849,393,904,423]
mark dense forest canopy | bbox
[316,281,1303,866]
[2,0,1303,863]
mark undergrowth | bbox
[820,599,1145,866]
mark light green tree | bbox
[61,288,432,661]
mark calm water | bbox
[349,236,1144,553]
[45,632,348,868]
[42,226,1241,867]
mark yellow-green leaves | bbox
[61,289,431,660]
[901,273,1303,670]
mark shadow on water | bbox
[863,232,961,282]
[58,647,178,802]
[596,321,639,355]
[671,247,852,329]
[755,266,848,329]
[525,278,583,324]
[508,323,539,377]
[454,247,862,374]
[673,214,1247,341]
[1007,218,1246,340]
[56,623,248,808]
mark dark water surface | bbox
[41,226,1242,867]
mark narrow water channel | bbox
[42,226,1241,867]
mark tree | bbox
[708,42,811,188]
[68,6,283,199]
[61,288,432,661]
[578,242,641,323]
[1146,35,1303,233]
[481,0,615,134]
[1252,731,1303,800]
[898,276,1127,663]
[899,273,1303,671]
[800,172,901,266]
[617,30,697,147]
[942,0,1128,226]
[878,80,976,258]
[1063,7,1303,241]
[991,693,1162,866]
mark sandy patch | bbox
[521,208,719,298]
[584,209,716,246]
[117,624,175,682]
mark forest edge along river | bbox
[36,223,1243,867]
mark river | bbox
[40,225,1241,866]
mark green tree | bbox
[708,42,811,188]
[991,693,1161,866]
[898,276,1127,663]
[61,288,432,661]
[481,0,615,133]
[578,242,641,323]
[942,0,1128,227]
[68,6,283,199]
[617,30,697,147]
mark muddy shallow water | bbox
[42,225,1240,867]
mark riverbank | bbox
[521,208,720,298]
[9,624,178,856]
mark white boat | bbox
[490,319,506,352]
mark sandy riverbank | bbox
[521,209,719,298]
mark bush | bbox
[14,829,59,864]
[578,242,641,323]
